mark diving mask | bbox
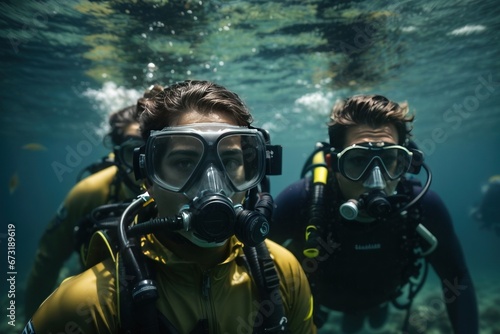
[115,136,145,171]
[139,123,267,198]
[333,142,413,182]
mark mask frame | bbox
[114,136,145,171]
[133,123,282,191]
[330,142,423,181]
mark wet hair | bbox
[328,94,414,149]
[137,80,253,141]
[106,105,141,146]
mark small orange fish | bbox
[22,143,47,151]
[9,172,19,194]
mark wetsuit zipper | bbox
[201,270,217,333]
[202,271,211,298]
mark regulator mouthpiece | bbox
[361,190,392,219]
[340,190,393,220]
[180,192,237,246]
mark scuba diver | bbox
[24,80,316,334]
[268,95,478,333]
[471,175,500,236]
[24,104,145,318]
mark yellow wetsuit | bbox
[30,235,316,333]
[25,166,137,318]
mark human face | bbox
[148,112,247,218]
[124,122,140,138]
[334,124,401,203]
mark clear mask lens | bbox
[152,135,204,192]
[146,123,266,194]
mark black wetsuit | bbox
[269,177,478,333]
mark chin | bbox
[177,230,228,248]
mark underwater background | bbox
[0,0,499,333]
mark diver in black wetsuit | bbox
[269,95,478,333]
[471,175,500,236]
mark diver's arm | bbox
[24,212,76,318]
[422,190,479,334]
[25,168,115,318]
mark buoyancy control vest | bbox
[300,142,436,330]
[77,191,290,334]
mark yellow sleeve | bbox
[31,258,119,334]
[24,167,118,318]
[266,239,317,334]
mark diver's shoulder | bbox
[418,187,445,205]
[70,166,119,193]
[275,177,311,200]
[56,259,117,313]
[32,258,117,332]
[265,239,301,265]
[59,258,116,292]
[80,165,119,185]
[62,166,118,207]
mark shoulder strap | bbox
[74,202,130,268]
[241,193,290,333]
[118,251,187,334]
[243,243,289,334]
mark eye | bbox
[170,157,198,172]
[381,151,399,166]
[222,154,244,172]
[163,148,202,175]
[345,154,370,166]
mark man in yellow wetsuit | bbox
[24,104,145,317]
[24,80,316,333]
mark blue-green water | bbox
[1,0,499,333]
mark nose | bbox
[184,163,234,199]
[202,165,226,195]
[362,164,386,190]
